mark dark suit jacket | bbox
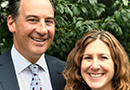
[0,49,66,90]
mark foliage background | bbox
[0,0,130,61]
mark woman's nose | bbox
[90,60,101,71]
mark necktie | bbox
[29,64,42,90]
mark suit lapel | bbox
[0,50,20,90]
[45,54,66,90]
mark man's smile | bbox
[31,37,46,42]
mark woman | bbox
[63,30,130,90]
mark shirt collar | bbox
[11,45,48,75]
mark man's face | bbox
[8,0,55,63]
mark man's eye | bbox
[29,19,36,22]
[28,19,38,23]
[46,20,54,25]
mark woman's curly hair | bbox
[63,30,130,90]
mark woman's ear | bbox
[7,15,16,33]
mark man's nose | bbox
[36,20,48,35]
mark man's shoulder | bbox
[0,49,11,64]
[0,49,11,58]
[45,54,67,67]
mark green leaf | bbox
[56,39,61,44]
[58,4,64,14]
[101,23,106,29]
[87,25,93,31]
[126,9,130,19]
[61,38,66,43]
[77,17,84,21]
[65,6,73,17]
[98,3,106,8]
[96,7,105,16]
[117,27,123,35]
[72,5,78,16]
[113,1,119,7]
[89,0,97,5]
[76,21,83,28]
[122,0,128,6]
[81,6,88,15]
[115,11,120,22]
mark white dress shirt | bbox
[11,45,53,90]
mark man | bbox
[0,0,66,90]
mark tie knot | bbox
[29,64,38,76]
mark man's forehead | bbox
[20,0,52,8]
[19,0,54,14]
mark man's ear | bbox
[7,15,16,33]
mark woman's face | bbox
[81,39,114,90]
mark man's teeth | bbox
[32,38,44,42]
[90,74,102,78]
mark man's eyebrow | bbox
[25,15,55,20]
[25,15,39,19]
[46,17,55,21]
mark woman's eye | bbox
[101,56,108,59]
[84,57,92,60]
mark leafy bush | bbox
[0,0,130,61]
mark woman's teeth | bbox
[90,74,103,78]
